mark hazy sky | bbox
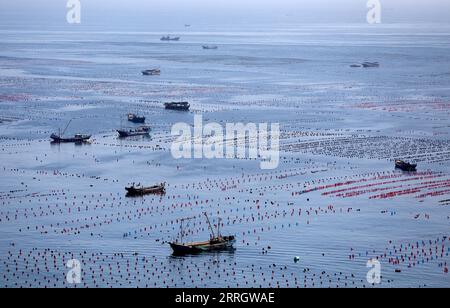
[1,0,449,29]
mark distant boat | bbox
[395,160,417,172]
[164,102,190,111]
[142,69,161,76]
[185,24,191,28]
[117,126,151,138]
[125,183,166,197]
[161,36,180,41]
[51,133,91,144]
[169,212,236,255]
[50,120,91,143]
[127,113,146,124]
[202,45,218,50]
[362,62,380,68]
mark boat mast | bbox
[204,212,216,239]
[179,217,194,244]
[217,217,221,237]
[180,218,184,244]
[61,119,72,137]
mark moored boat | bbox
[362,61,380,68]
[395,160,417,172]
[125,182,166,197]
[169,213,236,255]
[202,45,218,50]
[142,69,161,76]
[127,113,146,123]
[51,133,91,143]
[170,236,236,255]
[164,102,190,111]
[50,119,91,143]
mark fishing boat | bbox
[125,182,166,197]
[117,126,151,138]
[142,69,161,76]
[51,133,91,143]
[127,113,146,124]
[50,120,91,143]
[169,212,236,255]
[202,45,218,50]
[160,36,180,41]
[164,102,190,111]
[395,160,417,172]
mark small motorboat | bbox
[164,102,190,111]
[202,45,218,50]
[169,213,236,255]
[117,126,151,138]
[125,183,166,197]
[142,69,161,76]
[362,61,380,68]
[395,160,417,172]
[160,36,180,41]
[127,113,146,124]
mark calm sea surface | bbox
[0,23,449,287]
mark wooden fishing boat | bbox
[117,126,151,138]
[50,120,91,143]
[51,133,91,143]
[125,182,166,197]
[170,236,236,255]
[164,102,190,111]
[395,160,417,172]
[169,213,236,255]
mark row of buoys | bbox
[5,176,349,235]
[1,103,448,289]
[3,247,393,288]
[1,167,119,183]
[290,170,449,203]
[281,132,450,163]
[297,171,437,196]
[324,173,446,197]
[350,236,449,273]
